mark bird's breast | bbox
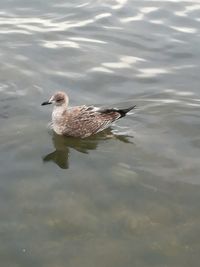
[52,107,68,135]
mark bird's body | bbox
[42,91,135,138]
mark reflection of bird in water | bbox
[43,130,133,169]
[41,91,136,138]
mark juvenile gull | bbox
[41,91,136,138]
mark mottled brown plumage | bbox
[42,91,135,138]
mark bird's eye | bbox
[56,98,63,102]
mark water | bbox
[1,0,200,266]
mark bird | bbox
[41,91,136,138]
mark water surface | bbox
[1,0,200,266]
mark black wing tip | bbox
[99,105,136,118]
[117,105,136,118]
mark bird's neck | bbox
[52,104,67,123]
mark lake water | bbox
[1,0,200,266]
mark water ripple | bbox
[111,0,128,10]
[69,37,106,44]
[175,4,200,17]
[89,56,146,74]
[95,13,112,20]
[170,26,197,33]
[42,40,80,49]
[137,68,170,78]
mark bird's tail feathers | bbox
[117,105,136,118]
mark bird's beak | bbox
[41,100,52,106]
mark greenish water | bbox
[1,0,200,266]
